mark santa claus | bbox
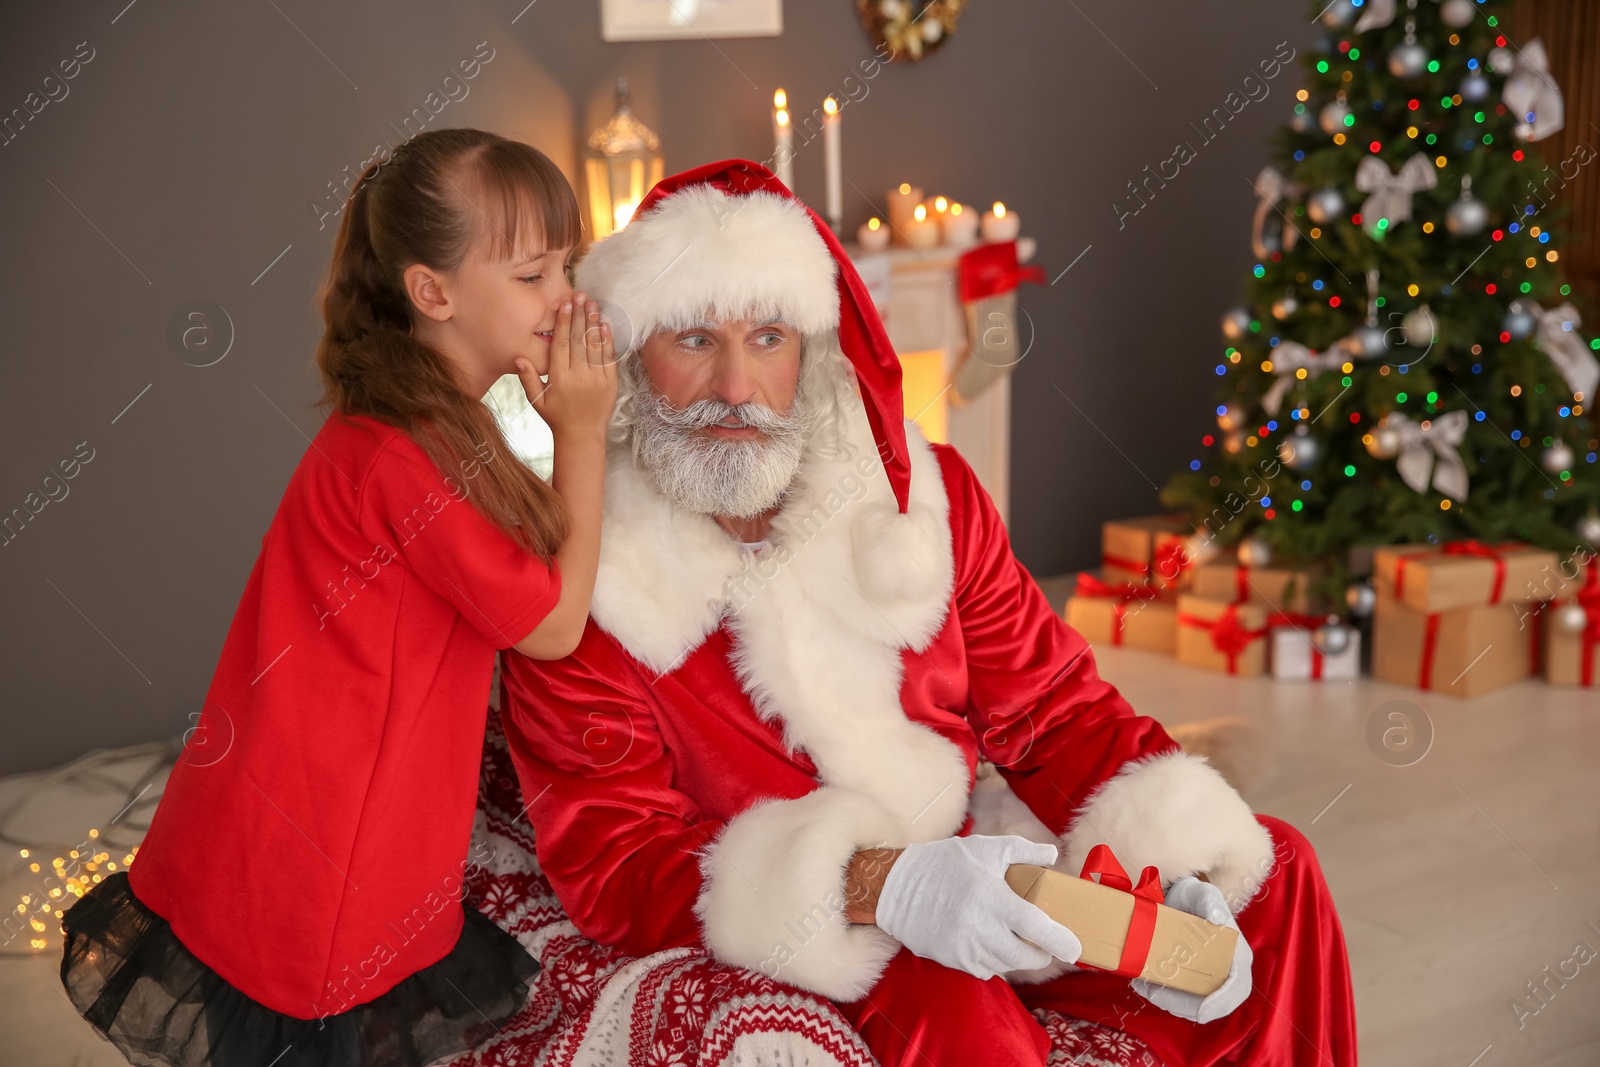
[498,160,1357,1066]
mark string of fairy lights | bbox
[1,742,170,956]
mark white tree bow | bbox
[1502,39,1565,141]
[1390,411,1470,500]
[1353,0,1397,32]
[1250,165,1304,259]
[1354,153,1437,236]
[1532,303,1600,402]
[1262,341,1344,416]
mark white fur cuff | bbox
[1056,750,1277,915]
[693,786,905,1001]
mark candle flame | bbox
[913,204,927,222]
[993,202,1007,218]
[867,217,881,230]
[934,196,948,213]
[899,182,911,195]
[823,96,838,115]
[950,203,963,216]
[774,88,787,109]
[776,108,789,127]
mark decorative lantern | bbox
[584,77,664,239]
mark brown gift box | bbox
[1191,561,1324,614]
[1373,542,1560,613]
[1545,561,1599,687]
[1174,594,1269,676]
[1005,865,1238,996]
[1371,588,1541,697]
[1064,571,1178,654]
[1102,515,1194,591]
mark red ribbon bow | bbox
[1153,539,1194,587]
[1177,604,1268,673]
[1077,844,1165,980]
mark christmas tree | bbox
[1161,0,1600,603]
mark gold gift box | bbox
[1006,864,1238,996]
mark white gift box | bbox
[1270,625,1361,681]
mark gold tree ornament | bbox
[856,0,965,63]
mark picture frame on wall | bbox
[599,0,782,41]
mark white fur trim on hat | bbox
[573,184,841,354]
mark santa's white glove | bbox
[1131,875,1253,1023]
[874,835,1083,981]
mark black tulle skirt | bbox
[60,871,540,1067]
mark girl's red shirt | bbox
[128,411,560,1019]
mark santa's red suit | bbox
[498,161,1358,1066]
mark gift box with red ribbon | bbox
[1546,559,1600,688]
[1064,570,1178,654]
[1191,560,1324,614]
[1267,613,1361,681]
[1005,844,1238,996]
[1373,540,1559,613]
[1371,588,1543,698]
[1101,515,1195,592]
[1175,594,1269,675]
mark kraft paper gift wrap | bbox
[1101,515,1194,591]
[1373,541,1559,613]
[1175,594,1269,676]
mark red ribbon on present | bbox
[1076,844,1165,980]
[1101,551,1153,578]
[1152,538,1194,588]
[1266,612,1333,679]
[1074,572,1155,646]
[1393,539,1525,605]
[1415,598,1545,691]
[1574,560,1600,686]
[1178,604,1268,673]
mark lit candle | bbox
[905,203,940,250]
[822,96,842,232]
[887,182,923,239]
[941,202,979,248]
[981,201,1020,243]
[857,216,890,252]
[773,89,794,190]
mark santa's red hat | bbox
[574,159,912,514]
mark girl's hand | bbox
[518,292,617,439]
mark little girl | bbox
[58,128,616,1066]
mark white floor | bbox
[2,590,1598,1066]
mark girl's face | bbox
[404,234,576,397]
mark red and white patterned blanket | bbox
[442,707,1163,1067]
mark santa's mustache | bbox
[644,393,807,438]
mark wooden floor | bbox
[1,579,1597,1065]
[1032,575,1600,1067]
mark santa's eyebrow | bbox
[676,315,789,332]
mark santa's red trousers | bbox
[833,815,1357,1066]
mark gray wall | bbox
[0,0,1313,775]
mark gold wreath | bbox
[856,0,966,63]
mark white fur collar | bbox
[589,356,971,841]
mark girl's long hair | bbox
[315,128,581,563]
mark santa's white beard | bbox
[633,386,811,519]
